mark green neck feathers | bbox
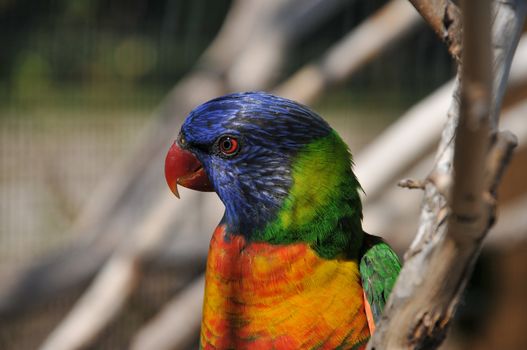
[253,131,364,259]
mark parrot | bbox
[164,92,401,350]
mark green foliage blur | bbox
[0,0,231,109]
[0,0,454,112]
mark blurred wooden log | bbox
[369,0,526,348]
[130,276,205,350]
[39,192,199,350]
[39,256,139,350]
[356,80,453,203]
[199,0,289,75]
[226,0,349,90]
[275,0,423,104]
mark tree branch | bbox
[363,95,527,251]
[368,0,526,348]
[449,0,493,244]
[130,276,205,350]
[274,0,422,104]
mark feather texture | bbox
[359,234,401,323]
[201,225,370,350]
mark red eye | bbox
[219,136,239,155]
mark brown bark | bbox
[368,0,526,349]
[408,0,463,62]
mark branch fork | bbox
[368,0,526,348]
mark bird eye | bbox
[218,136,239,156]
[178,133,187,147]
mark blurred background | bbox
[0,0,526,349]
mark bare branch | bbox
[274,0,422,104]
[130,276,205,350]
[38,192,202,350]
[368,0,527,348]
[39,255,140,350]
[449,0,493,244]
[365,97,527,251]
[225,0,349,90]
[398,178,426,190]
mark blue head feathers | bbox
[180,92,332,233]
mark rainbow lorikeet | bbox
[165,92,401,350]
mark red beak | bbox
[165,142,213,198]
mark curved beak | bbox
[165,142,213,198]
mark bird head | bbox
[165,92,362,242]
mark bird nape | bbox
[165,91,401,350]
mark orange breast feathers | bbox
[200,225,371,350]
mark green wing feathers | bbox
[359,233,401,324]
